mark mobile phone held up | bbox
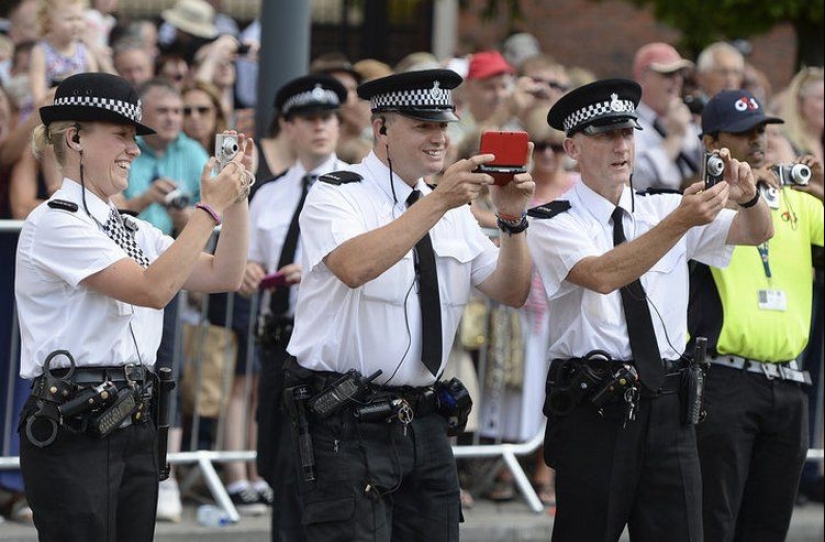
[259,272,288,290]
[476,131,530,186]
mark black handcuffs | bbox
[25,350,76,448]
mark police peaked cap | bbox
[547,78,642,136]
[357,69,462,122]
[275,74,349,118]
[40,73,156,135]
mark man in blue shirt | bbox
[113,77,207,236]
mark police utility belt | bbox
[709,355,811,385]
[282,358,473,482]
[25,350,154,448]
[544,349,705,427]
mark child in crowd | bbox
[29,0,100,104]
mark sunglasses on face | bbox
[183,106,213,116]
[534,141,565,153]
[531,76,569,92]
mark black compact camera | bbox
[771,163,811,186]
[702,152,725,189]
[162,188,191,209]
[436,378,473,436]
[683,93,708,115]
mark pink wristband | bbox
[195,203,222,225]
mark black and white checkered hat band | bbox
[563,98,635,133]
[282,87,340,115]
[371,86,454,111]
[53,95,143,122]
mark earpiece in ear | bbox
[379,123,387,136]
[72,133,80,144]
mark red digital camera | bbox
[477,131,530,186]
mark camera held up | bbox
[215,133,240,171]
[702,152,725,189]
[771,163,811,186]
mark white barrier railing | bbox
[1,220,823,522]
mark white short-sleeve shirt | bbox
[526,181,735,361]
[248,154,344,317]
[287,152,499,387]
[15,179,173,379]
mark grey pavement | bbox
[0,498,822,541]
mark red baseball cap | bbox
[633,42,693,80]
[467,50,515,81]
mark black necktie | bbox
[269,174,312,316]
[406,190,442,376]
[611,207,664,390]
[104,208,150,268]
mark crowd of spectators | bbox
[1,0,822,527]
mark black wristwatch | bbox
[496,214,529,235]
[739,191,761,209]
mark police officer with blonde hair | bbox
[15,72,253,541]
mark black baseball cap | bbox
[700,89,783,136]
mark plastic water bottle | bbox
[196,504,231,527]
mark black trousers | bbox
[293,405,460,542]
[19,409,158,542]
[256,343,306,542]
[545,391,703,542]
[697,365,808,542]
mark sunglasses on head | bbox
[534,141,565,153]
[183,106,212,116]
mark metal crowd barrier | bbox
[1,219,823,522]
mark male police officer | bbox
[284,69,534,541]
[526,78,773,541]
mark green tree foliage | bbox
[464,0,823,68]
[626,0,823,67]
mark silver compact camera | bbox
[702,152,725,189]
[771,163,811,186]
[215,134,239,170]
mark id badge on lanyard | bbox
[757,243,786,312]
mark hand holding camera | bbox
[200,131,254,214]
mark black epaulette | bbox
[47,199,78,212]
[636,187,681,196]
[318,171,363,185]
[527,200,571,219]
